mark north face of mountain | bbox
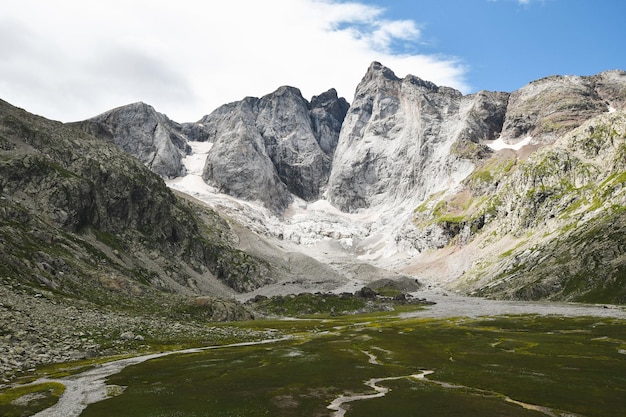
[199,87,348,213]
[326,61,509,212]
[74,102,191,178]
[60,62,626,307]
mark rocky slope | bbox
[0,98,281,298]
[456,110,626,303]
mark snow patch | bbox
[182,141,213,175]
[486,136,533,151]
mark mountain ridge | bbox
[162,62,626,303]
[3,62,626,307]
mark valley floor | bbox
[5,294,626,417]
[401,287,626,319]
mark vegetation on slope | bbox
[0,98,277,379]
[415,111,626,303]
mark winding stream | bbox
[326,351,569,417]
[31,337,291,417]
[327,370,434,417]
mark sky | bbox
[1,0,624,123]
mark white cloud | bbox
[0,0,469,122]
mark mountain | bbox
[198,87,348,213]
[1,94,360,299]
[327,61,509,212]
[65,62,626,306]
[5,62,626,309]
[0,98,278,306]
[74,102,191,178]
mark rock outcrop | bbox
[74,102,191,178]
[499,70,626,145]
[326,61,508,212]
[200,87,348,213]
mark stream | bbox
[31,337,291,417]
[327,370,434,417]
[326,351,569,417]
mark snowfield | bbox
[167,142,427,265]
[486,135,533,151]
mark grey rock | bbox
[201,87,348,213]
[119,331,135,340]
[74,102,191,178]
[499,73,624,144]
[327,62,505,212]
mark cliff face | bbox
[199,87,348,213]
[74,102,191,178]
[327,62,509,212]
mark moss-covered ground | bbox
[0,382,65,417]
[48,313,626,417]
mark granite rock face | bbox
[200,87,348,213]
[326,62,509,212]
[75,102,191,178]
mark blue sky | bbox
[371,0,626,93]
[1,0,624,122]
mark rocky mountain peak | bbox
[74,102,191,178]
[362,62,443,94]
[200,86,349,213]
[364,61,401,82]
[326,63,502,212]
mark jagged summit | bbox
[364,61,401,82]
[198,85,349,213]
[362,61,451,94]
